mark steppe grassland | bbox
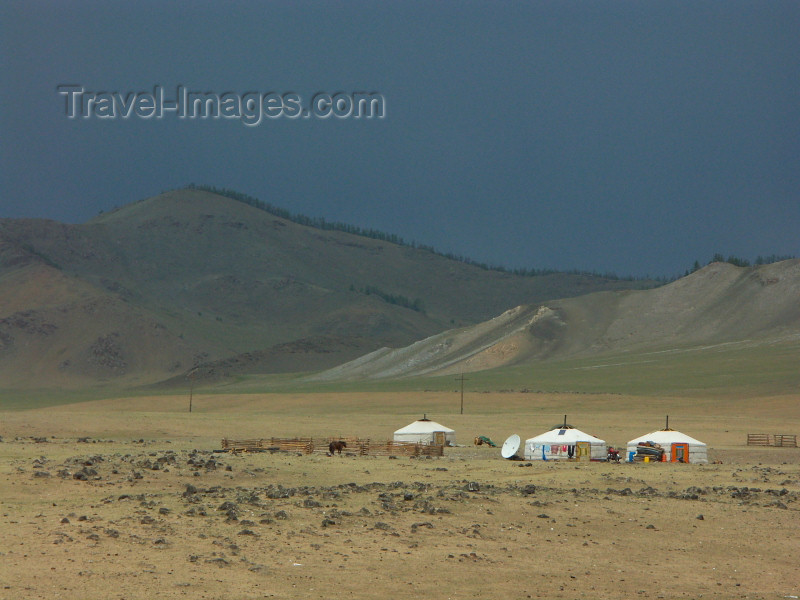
[3,385,798,449]
[1,373,799,599]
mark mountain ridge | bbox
[0,189,652,388]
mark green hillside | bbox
[0,189,651,389]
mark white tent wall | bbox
[524,440,606,461]
[589,443,606,461]
[393,430,455,445]
[688,446,708,464]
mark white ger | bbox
[393,415,455,446]
[524,426,606,461]
[626,429,708,464]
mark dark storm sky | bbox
[1,1,798,277]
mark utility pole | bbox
[188,369,196,413]
[455,373,469,414]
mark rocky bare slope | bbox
[313,259,800,380]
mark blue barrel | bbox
[628,451,635,462]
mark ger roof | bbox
[526,427,605,444]
[394,419,454,434]
[628,429,706,446]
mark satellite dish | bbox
[501,434,521,459]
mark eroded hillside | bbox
[313,260,800,381]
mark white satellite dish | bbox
[501,434,521,459]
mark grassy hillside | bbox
[0,189,651,389]
[0,326,796,412]
[183,334,799,401]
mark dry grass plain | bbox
[1,391,798,600]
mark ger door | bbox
[576,441,591,461]
[672,443,689,463]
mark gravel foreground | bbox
[1,437,798,600]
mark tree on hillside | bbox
[698,253,795,271]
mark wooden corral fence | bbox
[221,436,444,457]
[747,434,771,446]
[358,440,444,457]
[317,437,370,456]
[773,434,798,447]
[221,437,314,454]
[747,434,797,448]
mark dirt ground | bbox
[0,392,798,599]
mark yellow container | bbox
[644,456,650,463]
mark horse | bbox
[329,440,347,456]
